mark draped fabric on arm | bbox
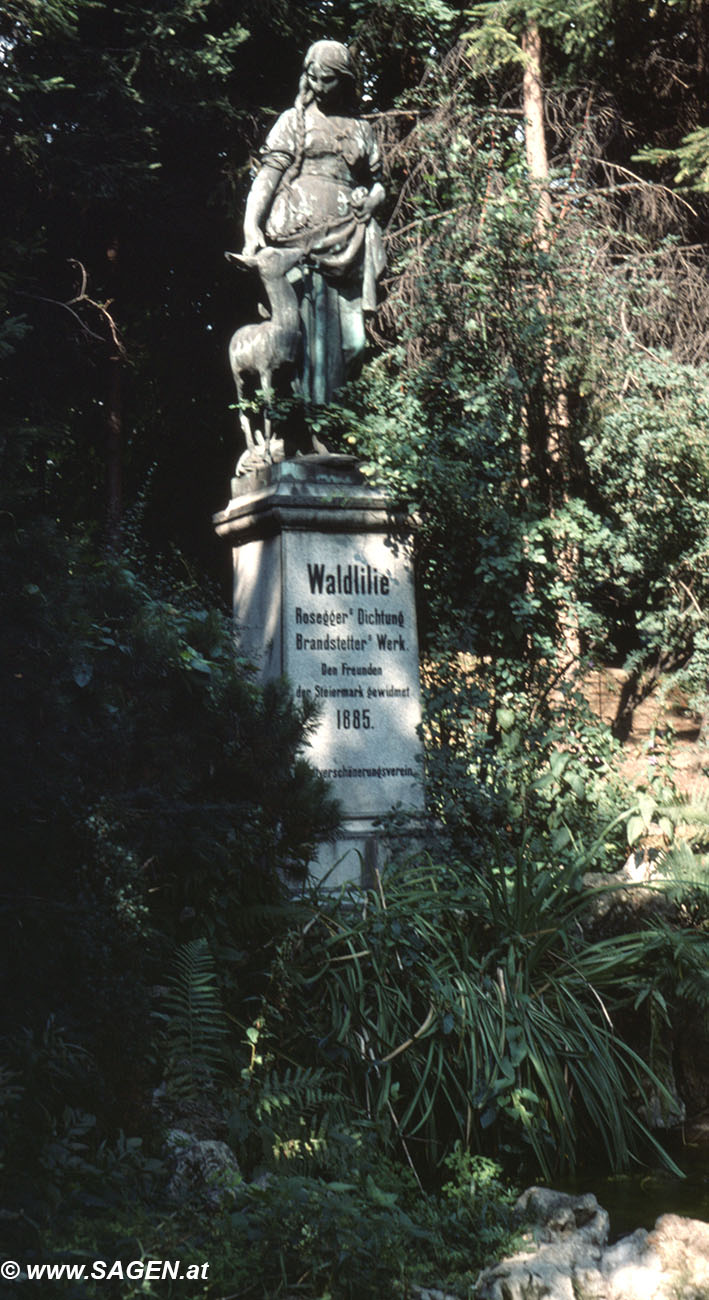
[253,107,385,402]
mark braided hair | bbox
[284,40,357,187]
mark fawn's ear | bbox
[225,251,254,269]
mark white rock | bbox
[473,1190,709,1300]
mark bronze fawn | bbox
[225,245,304,461]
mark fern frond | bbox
[160,938,227,1098]
[255,1065,336,1124]
[656,841,709,914]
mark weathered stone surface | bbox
[649,1215,709,1286]
[598,1215,709,1299]
[284,524,422,819]
[516,1187,610,1246]
[165,1128,240,1207]
[215,459,424,885]
[582,853,675,935]
[473,1190,709,1300]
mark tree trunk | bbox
[694,0,709,92]
[521,23,581,668]
[521,23,551,235]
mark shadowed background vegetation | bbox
[3,1,709,1295]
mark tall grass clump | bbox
[264,839,680,1180]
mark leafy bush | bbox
[0,516,339,1241]
[0,516,338,1013]
[222,1151,519,1298]
[33,1148,519,1300]
[226,1172,423,1298]
[420,641,631,869]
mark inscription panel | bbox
[283,530,424,817]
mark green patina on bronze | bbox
[234,39,385,447]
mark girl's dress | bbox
[259,107,386,404]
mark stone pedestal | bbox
[213,456,424,886]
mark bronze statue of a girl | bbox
[237,40,386,420]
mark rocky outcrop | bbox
[514,1186,610,1246]
[165,1127,241,1207]
[473,1188,709,1300]
[581,850,675,936]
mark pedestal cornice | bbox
[213,456,412,543]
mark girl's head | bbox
[301,40,356,109]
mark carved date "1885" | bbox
[336,709,372,730]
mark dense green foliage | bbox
[3,1,709,1295]
[260,853,684,1177]
[344,58,709,731]
[0,516,339,1125]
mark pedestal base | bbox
[214,456,424,886]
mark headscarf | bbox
[303,40,355,83]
